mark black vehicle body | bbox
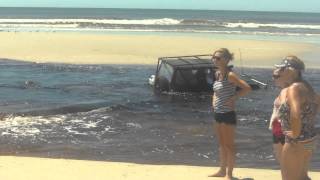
[150,54,267,93]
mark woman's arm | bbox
[269,106,277,130]
[212,71,218,110]
[269,96,281,130]
[212,93,216,110]
[228,71,252,100]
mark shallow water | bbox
[0,59,319,170]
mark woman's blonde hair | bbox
[214,48,234,61]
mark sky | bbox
[0,0,319,13]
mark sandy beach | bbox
[0,156,318,180]
[0,32,318,67]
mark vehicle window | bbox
[175,69,198,90]
[174,69,198,87]
[174,68,212,92]
[205,68,214,85]
[158,63,174,82]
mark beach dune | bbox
[1,156,319,180]
[0,32,317,67]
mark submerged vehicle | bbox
[149,54,267,93]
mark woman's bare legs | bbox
[209,123,227,177]
[209,122,235,180]
[221,123,236,180]
[281,142,304,180]
[302,149,313,180]
[273,143,283,164]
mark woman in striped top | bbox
[209,48,251,180]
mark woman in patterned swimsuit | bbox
[209,48,251,180]
[272,56,320,180]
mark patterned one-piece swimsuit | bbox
[278,100,318,144]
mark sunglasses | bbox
[276,65,295,72]
[212,56,222,61]
[276,67,286,72]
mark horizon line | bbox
[0,6,319,14]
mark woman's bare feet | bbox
[208,169,226,177]
[225,174,233,180]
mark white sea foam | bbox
[0,19,319,38]
[65,126,88,135]
[82,120,99,128]
[126,122,142,129]
[0,115,66,137]
[0,18,181,25]
[74,28,320,37]
[225,22,320,30]
[0,18,320,32]
[0,25,319,37]
[0,114,112,137]
[0,24,78,28]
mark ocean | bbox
[0,7,320,38]
[0,8,319,170]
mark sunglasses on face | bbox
[276,67,286,72]
[212,56,222,61]
[276,66,294,72]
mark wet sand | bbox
[0,156,319,180]
[0,32,318,68]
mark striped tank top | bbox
[213,72,236,113]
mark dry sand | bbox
[0,156,319,180]
[0,32,318,67]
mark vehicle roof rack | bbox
[158,54,213,69]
